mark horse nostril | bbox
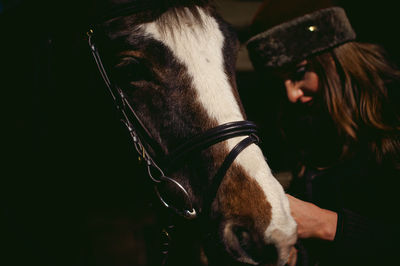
[229,225,279,265]
[233,226,252,253]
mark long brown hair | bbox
[309,42,400,166]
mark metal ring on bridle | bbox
[154,176,197,220]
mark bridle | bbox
[86,8,260,221]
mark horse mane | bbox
[156,1,214,33]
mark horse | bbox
[81,0,298,265]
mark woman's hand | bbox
[286,194,338,241]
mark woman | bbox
[247,6,400,266]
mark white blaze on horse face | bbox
[142,7,243,123]
[142,7,297,263]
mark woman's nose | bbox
[284,80,303,103]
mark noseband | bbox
[87,16,260,220]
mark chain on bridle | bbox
[86,8,260,221]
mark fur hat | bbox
[246,7,356,69]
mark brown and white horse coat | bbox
[94,1,297,265]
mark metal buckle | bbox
[154,176,197,220]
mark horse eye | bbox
[114,57,151,85]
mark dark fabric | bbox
[288,147,400,265]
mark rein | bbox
[86,9,260,221]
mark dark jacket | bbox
[288,146,400,266]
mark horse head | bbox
[88,0,297,265]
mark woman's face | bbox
[282,60,320,104]
[277,60,341,167]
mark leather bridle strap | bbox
[213,134,259,188]
[88,29,163,159]
[204,134,260,210]
[165,121,258,168]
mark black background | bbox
[2,1,398,265]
